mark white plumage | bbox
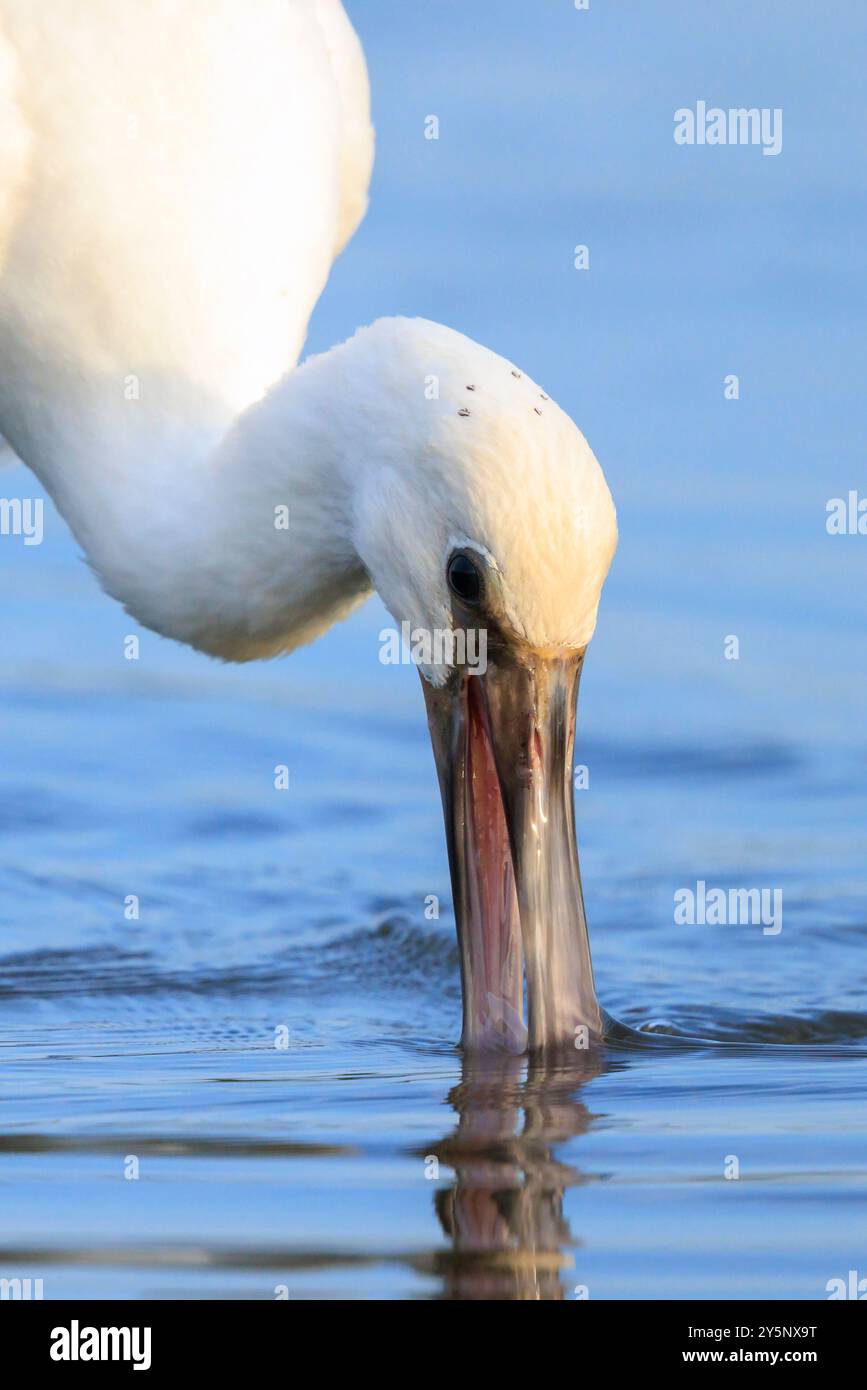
[0,0,615,675]
[0,0,620,1052]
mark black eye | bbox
[447,553,483,606]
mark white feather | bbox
[0,2,615,674]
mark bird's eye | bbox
[447,553,483,606]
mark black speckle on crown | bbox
[458,407,471,417]
[511,370,522,379]
[540,392,549,400]
[534,406,543,416]
[466,384,476,391]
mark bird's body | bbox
[0,1,617,1052]
[0,0,374,655]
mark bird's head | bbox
[333,318,618,1053]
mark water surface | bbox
[1,0,866,1299]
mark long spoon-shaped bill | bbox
[422,649,602,1055]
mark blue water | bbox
[1,0,865,1299]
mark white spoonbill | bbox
[0,0,617,1053]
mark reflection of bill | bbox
[423,1051,606,1300]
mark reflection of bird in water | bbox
[424,1051,606,1300]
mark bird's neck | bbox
[14,342,376,661]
